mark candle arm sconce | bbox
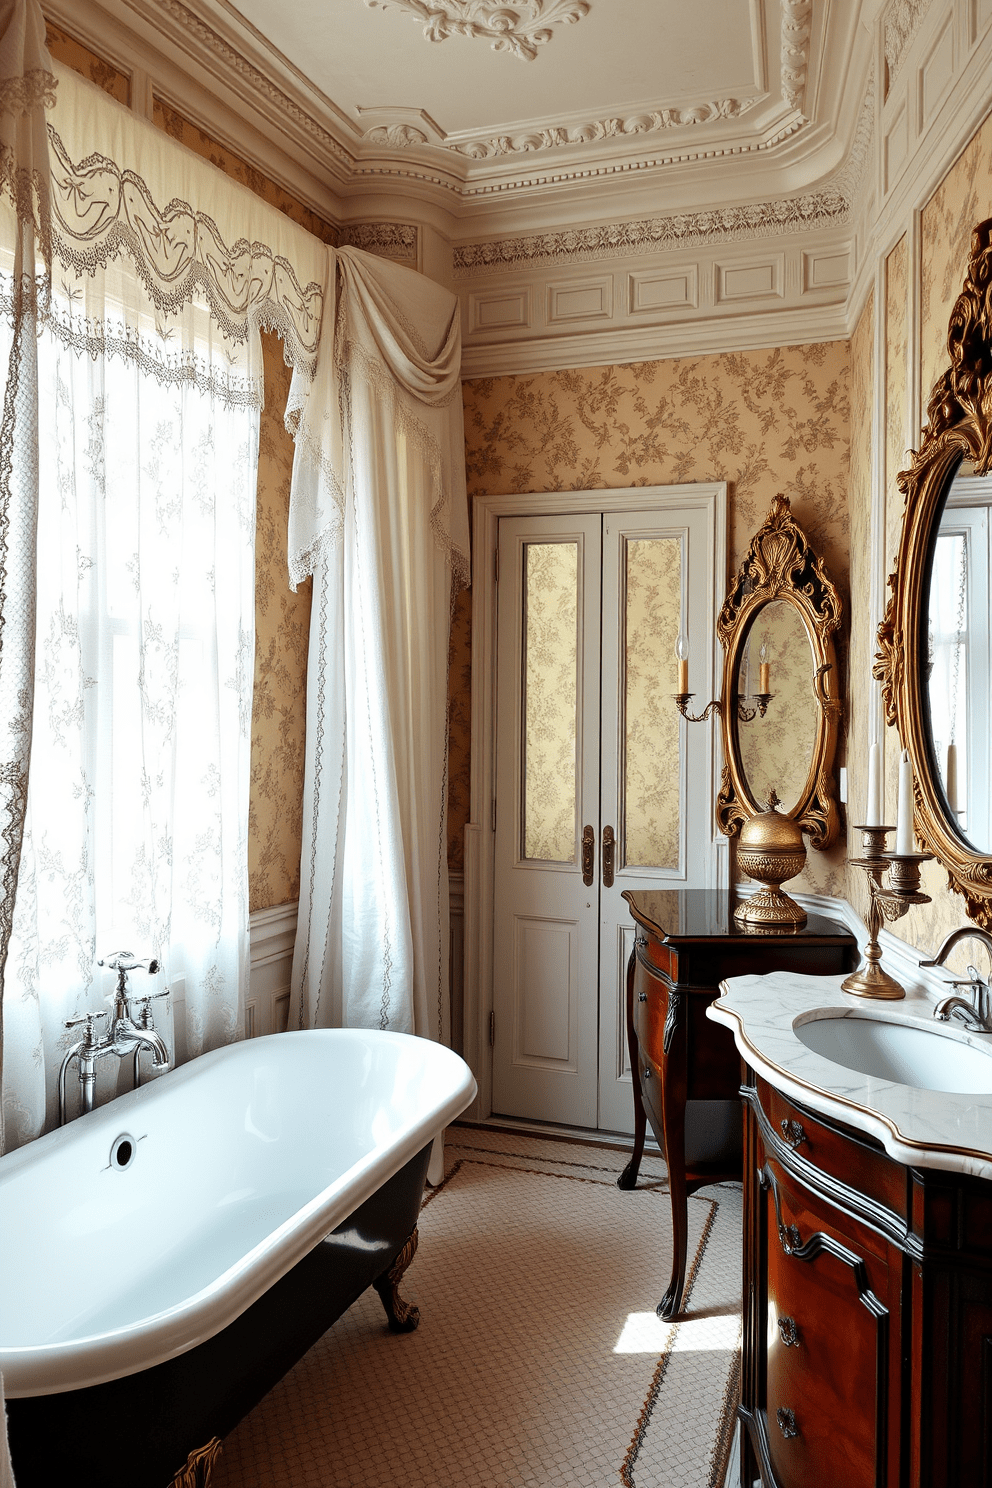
[843,825,932,1000]
[673,692,771,723]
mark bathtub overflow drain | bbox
[110,1133,136,1171]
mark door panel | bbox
[492,502,719,1132]
[598,507,716,1131]
[493,516,601,1127]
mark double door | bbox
[491,493,722,1132]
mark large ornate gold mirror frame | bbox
[716,494,843,849]
[875,216,992,929]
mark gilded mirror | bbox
[717,494,842,848]
[875,217,992,926]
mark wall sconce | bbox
[671,634,771,722]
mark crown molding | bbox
[453,188,850,277]
[58,0,865,226]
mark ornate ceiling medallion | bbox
[363,0,591,62]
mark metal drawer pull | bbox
[780,1118,806,1149]
[602,825,615,888]
[776,1407,799,1439]
[637,991,647,1003]
[642,1065,652,1079]
[777,1222,802,1255]
[777,1316,799,1348]
[581,826,595,887]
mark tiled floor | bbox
[211,1128,742,1487]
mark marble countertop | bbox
[708,971,992,1179]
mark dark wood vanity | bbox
[618,888,857,1318]
[740,1066,992,1487]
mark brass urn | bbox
[734,791,808,927]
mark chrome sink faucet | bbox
[58,952,171,1124]
[920,928,992,1033]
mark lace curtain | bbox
[288,246,469,1052]
[0,53,325,1149]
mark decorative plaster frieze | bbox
[365,123,431,147]
[353,114,807,200]
[452,190,849,277]
[781,0,812,112]
[883,0,931,95]
[338,221,420,261]
[363,0,590,62]
[448,98,761,159]
[152,0,354,166]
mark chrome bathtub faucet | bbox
[921,928,992,1033]
[58,952,171,1125]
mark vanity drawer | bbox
[760,1079,908,1226]
[761,1158,894,1488]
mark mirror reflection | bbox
[736,600,818,814]
[926,460,992,854]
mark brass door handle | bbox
[602,825,615,887]
[581,825,595,887]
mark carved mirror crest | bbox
[875,216,992,928]
[716,494,843,848]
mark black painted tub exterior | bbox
[7,1141,432,1488]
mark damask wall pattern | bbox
[846,293,875,932]
[45,22,130,104]
[455,343,852,895]
[249,335,312,910]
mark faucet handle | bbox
[65,1008,109,1045]
[126,986,170,1027]
[98,951,161,975]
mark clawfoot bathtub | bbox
[1,1028,475,1487]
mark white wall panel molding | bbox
[247,901,297,1039]
[716,253,785,303]
[460,231,853,377]
[469,287,532,334]
[546,275,613,325]
[628,265,699,315]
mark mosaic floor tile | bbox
[211,1126,741,1488]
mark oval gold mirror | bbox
[875,217,992,926]
[717,494,843,848]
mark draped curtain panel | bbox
[288,246,470,1045]
[0,50,325,1149]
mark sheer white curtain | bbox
[288,246,469,1050]
[0,59,325,1148]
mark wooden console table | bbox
[618,889,857,1319]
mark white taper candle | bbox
[865,741,882,827]
[895,748,914,855]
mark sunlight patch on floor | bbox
[614,1309,740,1354]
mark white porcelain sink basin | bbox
[793,1013,992,1094]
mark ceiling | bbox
[181,0,870,232]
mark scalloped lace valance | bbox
[30,63,326,403]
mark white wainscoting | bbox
[246,901,298,1038]
[244,881,466,1047]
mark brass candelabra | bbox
[843,825,932,999]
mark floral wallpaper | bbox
[455,344,852,895]
[249,334,312,910]
[920,112,992,416]
[846,292,875,933]
[45,22,130,103]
